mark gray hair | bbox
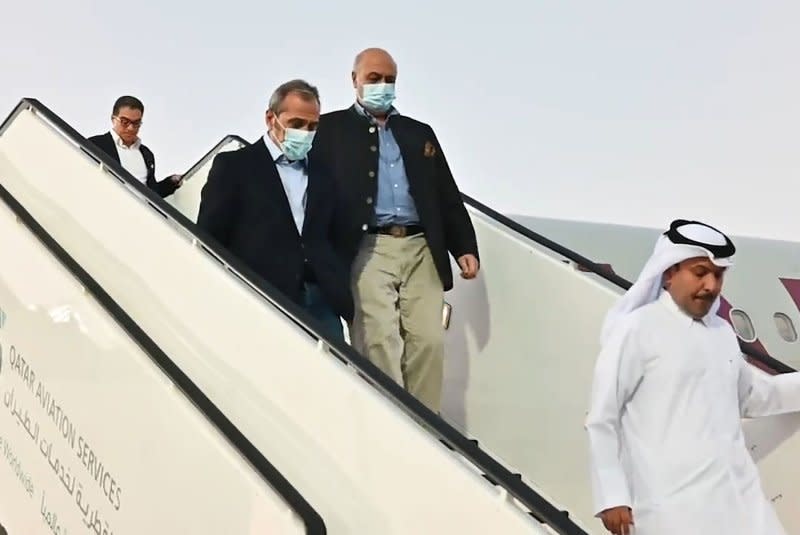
[268,79,320,114]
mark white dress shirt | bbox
[263,134,308,235]
[110,130,148,184]
[586,291,800,534]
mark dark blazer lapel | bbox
[138,145,156,187]
[301,165,323,237]
[250,139,300,237]
[140,146,155,175]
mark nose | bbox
[703,273,723,295]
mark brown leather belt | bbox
[368,225,424,238]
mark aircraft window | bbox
[729,309,757,343]
[773,313,798,343]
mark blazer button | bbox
[370,145,377,152]
[361,224,368,231]
[369,126,376,133]
[368,171,375,178]
[366,197,373,205]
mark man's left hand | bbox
[170,174,184,187]
[457,254,479,279]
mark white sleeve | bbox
[739,357,800,418]
[585,320,645,516]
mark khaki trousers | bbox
[350,233,445,412]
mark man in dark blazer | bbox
[311,48,480,412]
[88,95,183,198]
[197,80,353,342]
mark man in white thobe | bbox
[586,219,800,535]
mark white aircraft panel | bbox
[0,184,311,534]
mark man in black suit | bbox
[88,95,183,198]
[312,48,480,412]
[197,80,352,342]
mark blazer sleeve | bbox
[154,176,179,198]
[429,127,479,261]
[86,134,105,151]
[85,134,113,163]
[196,153,238,248]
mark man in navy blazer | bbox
[197,80,353,342]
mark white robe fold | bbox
[586,292,800,535]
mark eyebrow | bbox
[690,263,726,274]
[285,118,319,128]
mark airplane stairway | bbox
[174,135,800,534]
[0,146,324,533]
[0,99,589,534]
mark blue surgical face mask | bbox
[360,83,396,113]
[276,119,315,161]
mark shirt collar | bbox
[109,129,140,149]
[658,290,715,327]
[353,101,399,125]
[262,133,306,167]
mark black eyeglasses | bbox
[114,116,142,129]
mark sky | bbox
[2,0,798,241]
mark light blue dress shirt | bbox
[263,134,308,234]
[354,102,420,226]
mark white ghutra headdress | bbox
[600,219,736,345]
